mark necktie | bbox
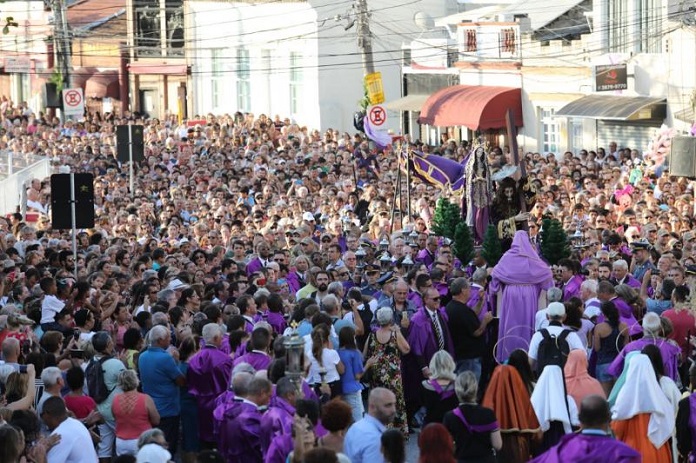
[432,312,445,351]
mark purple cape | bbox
[529,433,640,463]
[217,400,263,463]
[259,397,295,454]
[233,351,272,371]
[562,275,583,301]
[407,307,454,369]
[245,257,264,276]
[187,346,234,442]
[491,231,554,362]
[264,434,293,463]
[265,311,287,335]
[608,337,682,381]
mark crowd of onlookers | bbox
[1,94,696,463]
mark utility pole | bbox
[52,0,72,90]
[355,0,375,76]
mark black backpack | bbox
[86,356,114,404]
[536,328,571,374]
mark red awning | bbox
[85,70,119,99]
[418,85,523,130]
[127,63,188,75]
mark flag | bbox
[408,151,465,191]
[363,116,392,149]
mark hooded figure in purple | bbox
[187,323,234,444]
[259,377,296,454]
[233,326,273,371]
[491,231,554,362]
[530,395,640,463]
[217,377,272,463]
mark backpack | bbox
[86,356,114,404]
[535,328,571,374]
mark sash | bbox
[452,407,499,434]
[429,380,455,400]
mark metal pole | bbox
[406,148,411,221]
[70,173,77,280]
[356,0,375,75]
[129,125,134,198]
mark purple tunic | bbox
[286,271,304,295]
[264,434,293,463]
[491,231,554,362]
[259,397,295,454]
[407,307,454,370]
[529,433,640,463]
[217,400,263,463]
[434,281,449,298]
[417,248,436,269]
[608,337,681,381]
[467,285,491,322]
[612,297,642,337]
[233,351,272,371]
[246,257,264,276]
[562,275,583,301]
[408,290,424,310]
[265,311,287,335]
[187,345,234,443]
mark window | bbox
[570,119,583,155]
[261,49,272,114]
[540,108,560,154]
[133,0,184,57]
[464,29,477,52]
[289,52,302,114]
[236,48,251,112]
[500,28,516,54]
[211,49,224,109]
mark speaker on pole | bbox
[45,83,62,109]
[669,136,696,178]
[50,173,95,230]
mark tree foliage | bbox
[540,218,570,265]
[481,225,502,267]
[453,221,475,266]
[431,197,461,240]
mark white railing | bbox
[0,151,51,215]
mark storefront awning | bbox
[382,94,430,112]
[674,107,694,123]
[417,85,522,130]
[555,95,666,121]
[85,70,119,99]
[127,63,188,75]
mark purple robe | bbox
[608,337,682,381]
[265,311,287,335]
[611,297,642,337]
[218,400,263,463]
[233,351,272,371]
[416,248,436,269]
[491,231,554,362]
[187,345,234,443]
[407,307,454,370]
[467,284,491,322]
[246,257,264,276]
[434,281,449,298]
[530,433,641,463]
[265,434,293,463]
[408,290,424,310]
[286,271,304,295]
[259,397,295,453]
[562,275,583,301]
[213,392,237,438]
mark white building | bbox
[185,0,457,131]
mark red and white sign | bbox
[62,88,84,118]
[368,105,387,127]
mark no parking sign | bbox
[62,88,84,118]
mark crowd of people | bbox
[1,95,696,463]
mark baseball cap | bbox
[302,212,315,222]
[547,302,566,318]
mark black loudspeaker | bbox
[50,173,95,230]
[116,125,145,163]
[45,83,62,108]
[669,137,696,178]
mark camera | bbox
[18,365,28,374]
[74,329,80,341]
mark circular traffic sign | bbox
[369,105,386,126]
[64,89,82,107]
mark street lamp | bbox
[355,246,367,267]
[283,326,305,394]
[379,252,392,272]
[402,254,414,273]
[379,237,389,253]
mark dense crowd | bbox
[1,95,696,463]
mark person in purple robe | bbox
[608,312,681,382]
[408,287,455,374]
[596,281,642,338]
[246,241,272,276]
[234,326,273,371]
[264,399,321,463]
[260,377,296,454]
[491,230,554,362]
[218,377,272,463]
[264,294,287,335]
[187,323,234,446]
[530,395,640,463]
[237,294,259,334]
[467,268,492,322]
[416,236,438,269]
[558,258,584,301]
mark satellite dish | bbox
[413,11,435,31]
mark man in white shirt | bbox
[580,279,602,321]
[528,302,584,372]
[42,396,98,463]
